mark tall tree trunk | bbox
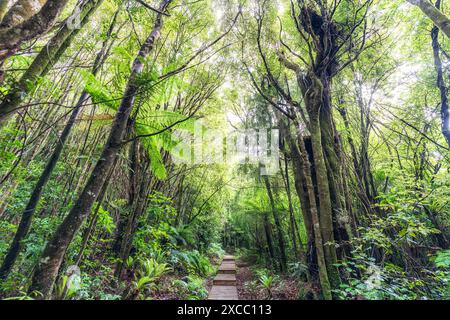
[278,115,317,280]
[277,115,313,240]
[302,74,340,289]
[0,0,71,69]
[281,156,300,258]
[263,212,276,269]
[0,0,47,28]
[75,160,116,266]
[407,0,450,39]
[112,137,142,256]
[0,0,12,23]
[115,162,151,278]
[28,0,172,298]
[431,0,450,148]
[0,4,117,280]
[319,80,353,256]
[0,0,104,124]
[263,175,287,272]
[296,131,332,300]
[114,140,151,277]
[0,92,88,280]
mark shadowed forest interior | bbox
[0,0,449,300]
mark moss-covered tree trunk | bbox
[263,211,276,269]
[0,0,12,23]
[298,73,340,290]
[431,0,450,148]
[0,0,71,69]
[407,0,450,38]
[263,175,287,272]
[0,0,104,124]
[296,126,332,300]
[319,78,353,257]
[0,0,47,28]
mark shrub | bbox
[170,250,213,276]
[172,276,208,300]
[207,242,225,259]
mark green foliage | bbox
[78,68,195,181]
[131,258,171,299]
[19,217,63,273]
[172,276,208,300]
[207,242,225,259]
[256,269,275,299]
[54,272,80,300]
[288,262,309,280]
[0,220,17,258]
[96,205,116,235]
[358,185,443,254]
[75,265,118,300]
[432,250,450,299]
[147,192,177,225]
[335,249,449,300]
[79,70,119,111]
[137,258,171,282]
[0,126,24,175]
[434,250,450,269]
[130,194,182,262]
[3,290,41,300]
[1,0,450,302]
[170,250,213,277]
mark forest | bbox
[0,0,449,301]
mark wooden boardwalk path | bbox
[208,255,238,300]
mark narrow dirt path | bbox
[207,255,238,300]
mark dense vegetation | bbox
[0,0,449,300]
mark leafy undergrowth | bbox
[0,192,225,300]
[236,262,314,300]
[96,251,222,300]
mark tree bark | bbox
[301,73,340,289]
[263,175,287,272]
[0,0,47,28]
[319,79,353,257]
[74,166,113,266]
[281,155,300,258]
[0,0,12,23]
[0,0,71,66]
[407,0,450,39]
[263,211,276,268]
[431,0,450,148]
[0,0,104,124]
[296,131,332,300]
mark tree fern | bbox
[78,70,198,180]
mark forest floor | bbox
[235,261,254,299]
[235,260,303,300]
[147,255,222,300]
